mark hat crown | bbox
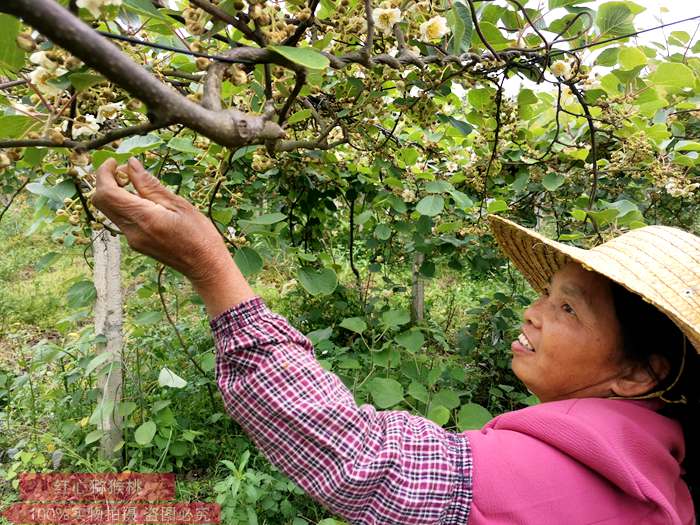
[488,216,700,354]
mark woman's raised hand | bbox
[91,157,255,316]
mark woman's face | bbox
[512,262,627,402]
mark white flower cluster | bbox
[665,177,700,198]
[419,15,449,42]
[550,60,572,79]
[28,51,67,96]
[373,7,401,33]
[76,0,122,18]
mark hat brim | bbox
[488,215,700,354]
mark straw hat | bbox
[488,215,700,354]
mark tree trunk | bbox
[411,252,425,323]
[92,230,123,463]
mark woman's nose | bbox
[524,297,544,328]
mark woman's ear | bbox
[611,355,671,398]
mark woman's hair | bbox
[609,281,699,512]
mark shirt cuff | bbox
[209,296,269,335]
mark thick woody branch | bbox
[201,48,300,116]
[1,0,285,148]
[283,0,321,47]
[189,0,261,45]
[0,122,165,151]
[275,137,347,152]
[361,0,375,65]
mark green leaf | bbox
[407,381,429,403]
[85,429,105,445]
[167,137,200,153]
[366,377,404,408]
[133,310,162,325]
[158,367,187,388]
[116,134,163,154]
[549,0,587,7]
[419,259,436,278]
[432,389,461,410]
[468,87,495,110]
[438,115,473,136]
[595,47,620,67]
[0,15,24,75]
[35,252,61,272]
[117,402,138,417]
[231,145,260,161]
[395,330,424,353]
[587,208,619,226]
[268,45,330,70]
[517,88,538,106]
[89,399,115,425]
[245,212,287,225]
[374,223,391,240]
[448,189,474,209]
[542,172,565,191]
[648,63,695,93]
[297,267,337,296]
[476,21,510,51]
[596,2,635,39]
[22,148,48,167]
[234,247,264,277]
[381,309,410,328]
[0,115,40,139]
[486,199,508,213]
[66,280,96,308]
[85,352,114,376]
[151,400,171,413]
[427,405,450,426]
[675,140,700,152]
[416,195,444,217]
[339,317,367,334]
[211,207,234,226]
[287,109,312,124]
[618,47,647,69]
[448,1,473,55]
[425,180,452,193]
[26,180,76,203]
[456,403,493,431]
[134,421,157,445]
[69,73,105,91]
[124,0,167,20]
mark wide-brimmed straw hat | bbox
[488,215,700,355]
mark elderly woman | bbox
[92,158,697,524]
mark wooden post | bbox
[92,230,123,463]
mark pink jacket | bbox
[466,398,694,524]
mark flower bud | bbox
[49,129,65,144]
[16,33,36,52]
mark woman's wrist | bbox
[191,257,256,318]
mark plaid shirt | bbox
[211,297,473,525]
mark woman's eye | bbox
[562,303,576,315]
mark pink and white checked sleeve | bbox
[211,297,473,525]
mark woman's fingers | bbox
[92,158,159,229]
[125,157,179,211]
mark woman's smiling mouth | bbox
[512,332,535,354]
